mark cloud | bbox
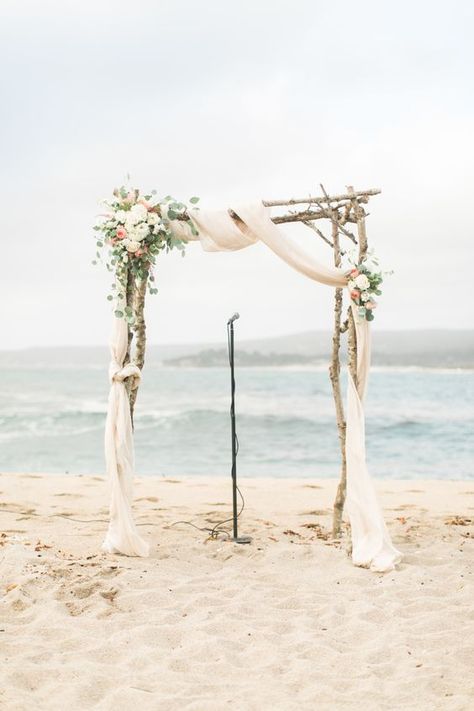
[1,0,473,347]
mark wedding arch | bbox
[94,184,402,572]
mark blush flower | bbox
[116,227,127,239]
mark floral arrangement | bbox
[93,185,199,322]
[346,250,386,322]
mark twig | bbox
[302,220,335,249]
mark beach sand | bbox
[1,473,473,711]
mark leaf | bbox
[189,196,200,204]
[107,295,113,301]
[91,260,97,265]
[366,311,375,321]
[114,310,124,318]
[167,210,177,220]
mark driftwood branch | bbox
[271,209,357,226]
[329,218,348,538]
[128,273,148,425]
[262,188,380,207]
[124,267,135,395]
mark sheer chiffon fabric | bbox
[102,313,149,557]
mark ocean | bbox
[0,359,473,480]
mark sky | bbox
[1,0,473,348]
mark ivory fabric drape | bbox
[170,203,401,572]
[102,311,149,557]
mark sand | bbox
[1,473,473,711]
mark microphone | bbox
[227,312,240,324]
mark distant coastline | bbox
[2,329,471,369]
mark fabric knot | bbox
[109,361,142,388]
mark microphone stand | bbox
[228,315,251,545]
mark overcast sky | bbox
[1,0,473,348]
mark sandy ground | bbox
[1,473,473,711]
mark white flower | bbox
[360,291,370,302]
[355,274,370,290]
[147,212,160,226]
[153,223,164,234]
[123,239,141,253]
[129,222,150,242]
[129,203,148,224]
[115,209,127,223]
[348,280,356,290]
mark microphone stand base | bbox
[233,536,252,545]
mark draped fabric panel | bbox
[102,313,149,557]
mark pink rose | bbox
[350,290,359,300]
[350,269,359,278]
[116,227,127,239]
[366,301,377,310]
[136,248,143,257]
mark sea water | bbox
[0,363,473,479]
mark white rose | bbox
[147,212,159,226]
[355,274,370,290]
[129,203,148,224]
[360,291,370,302]
[124,239,140,253]
[134,222,150,240]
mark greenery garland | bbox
[93,185,199,323]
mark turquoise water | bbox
[0,364,473,479]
